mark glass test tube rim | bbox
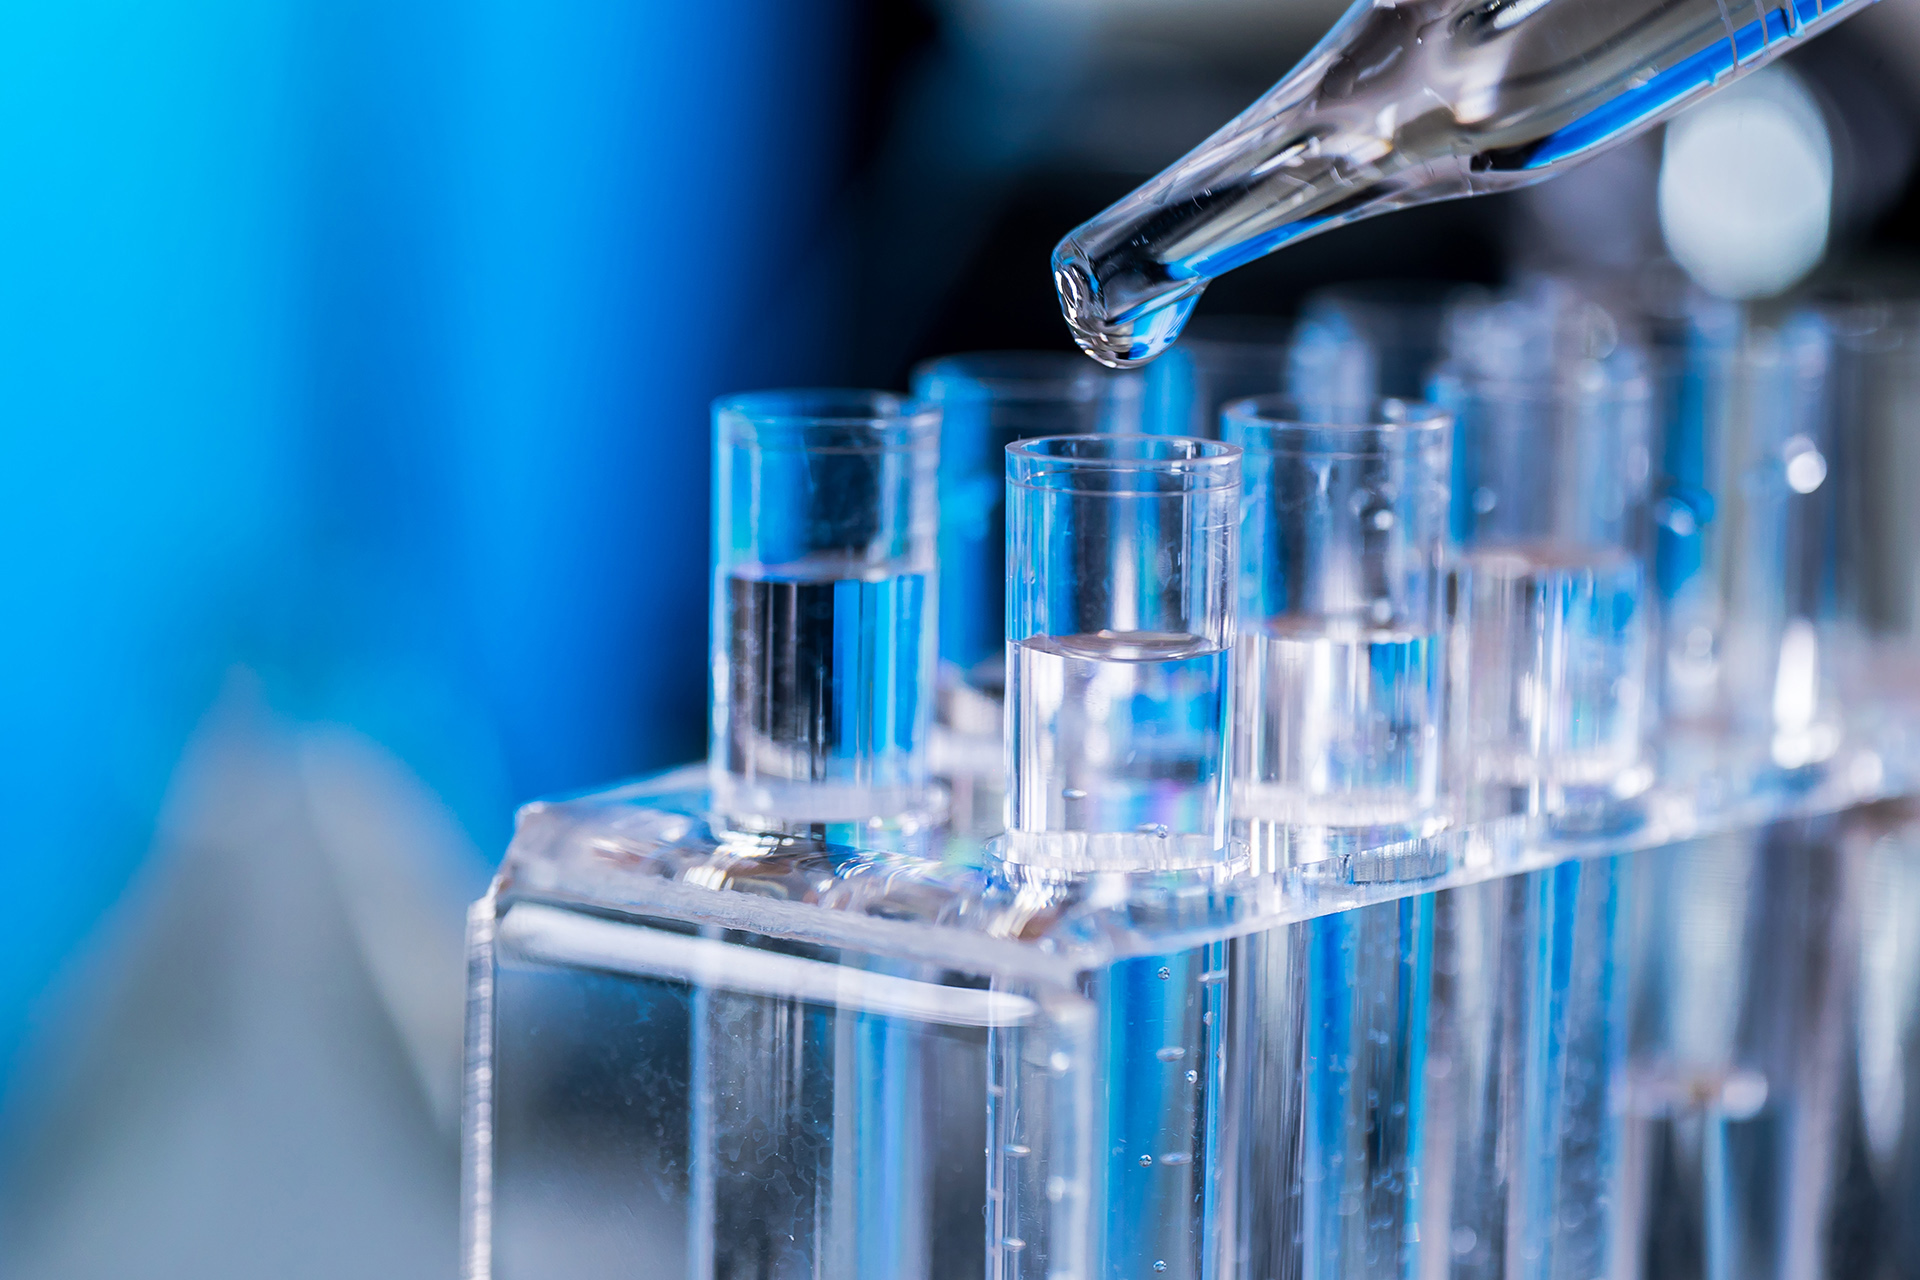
[1221,394,1452,456]
[1005,433,1242,495]
[713,388,938,454]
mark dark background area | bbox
[829,0,1920,387]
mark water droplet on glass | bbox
[1155,1046,1186,1061]
[1062,787,1087,801]
[1154,1262,1168,1273]
[1156,966,1172,980]
[1138,1154,1153,1167]
[1185,1068,1198,1083]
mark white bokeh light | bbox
[1658,66,1833,300]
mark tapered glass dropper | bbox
[1053,0,1875,369]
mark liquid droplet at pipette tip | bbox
[1052,244,1207,369]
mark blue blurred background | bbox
[5,0,1920,1272]
[0,0,859,1268]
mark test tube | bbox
[1435,294,1655,818]
[1002,436,1240,869]
[912,352,1143,834]
[910,352,1143,702]
[1643,292,1743,727]
[1827,299,1920,728]
[1222,396,1452,869]
[709,389,939,824]
[1642,294,1851,774]
[1720,312,1845,771]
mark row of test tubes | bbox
[911,290,1654,870]
[702,278,1920,874]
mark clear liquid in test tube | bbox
[1223,396,1452,869]
[1003,434,1240,870]
[709,389,940,831]
[1435,292,1655,820]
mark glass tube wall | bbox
[1435,294,1656,819]
[1002,435,1240,869]
[1224,395,1453,868]
[708,389,939,823]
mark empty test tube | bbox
[1223,396,1452,869]
[709,389,939,825]
[1003,435,1240,869]
[1435,293,1655,818]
